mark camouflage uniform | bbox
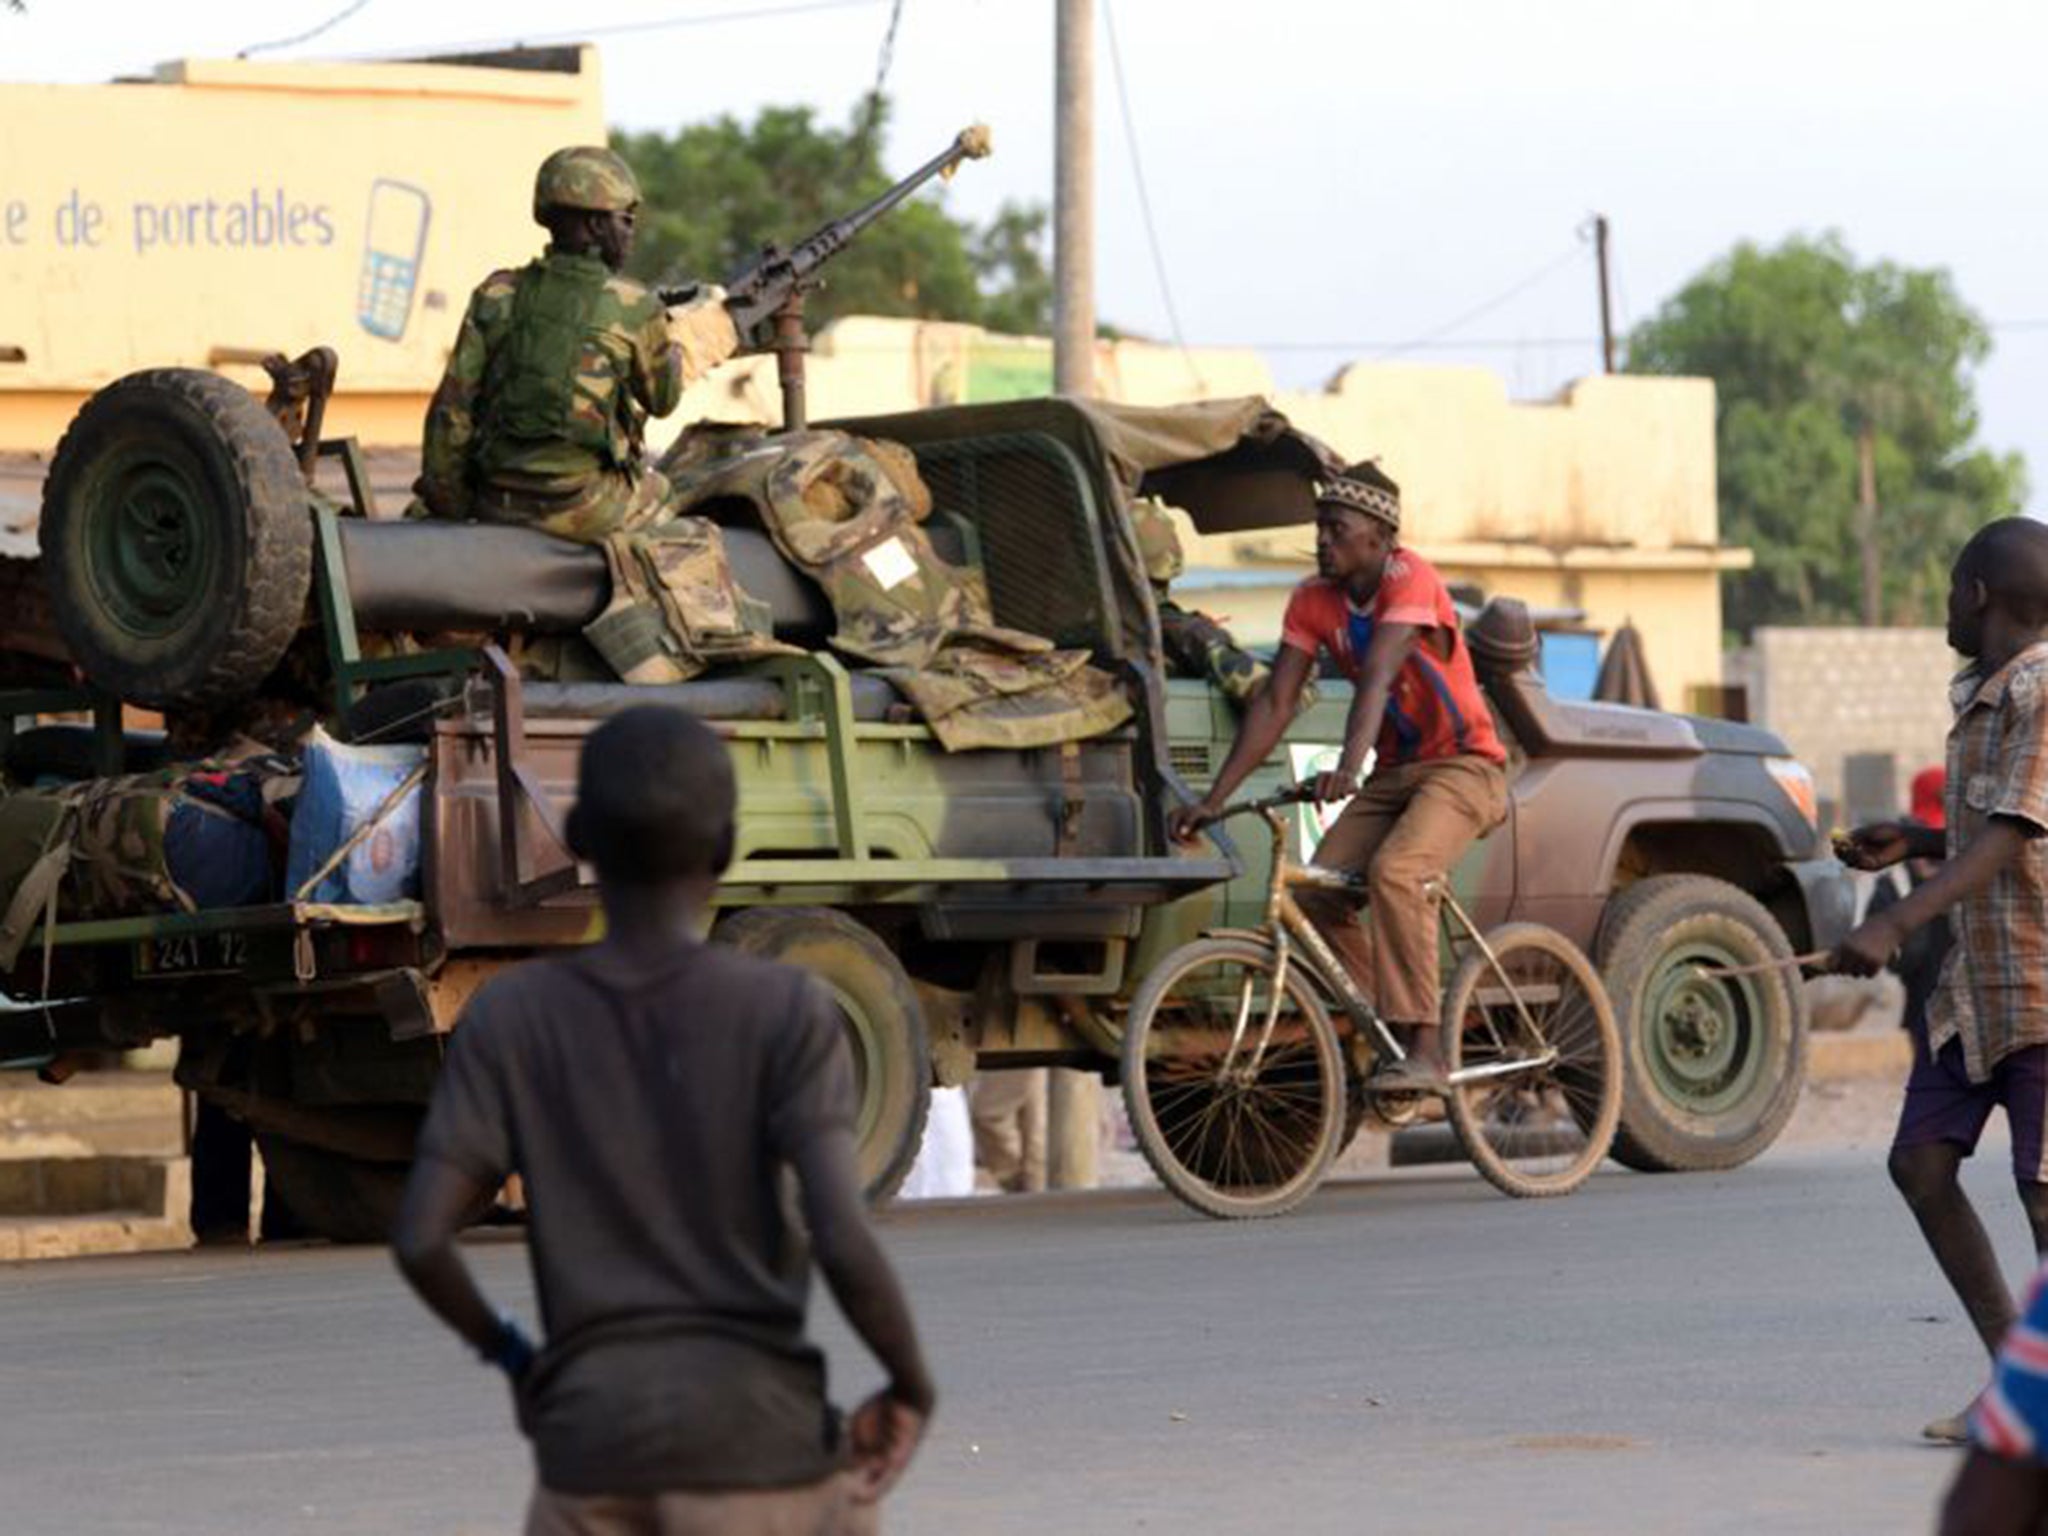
[413,147,717,542]
[1130,497,1275,710]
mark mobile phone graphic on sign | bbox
[357,180,431,341]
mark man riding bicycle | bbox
[1167,460,1509,1091]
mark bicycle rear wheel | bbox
[1441,923,1622,1198]
[1122,936,1346,1219]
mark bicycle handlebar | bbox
[1183,783,1320,832]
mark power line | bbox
[1374,244,1589,359]
[848,0,906,176]
[240,0,376,57]
[338,0,885,60]
[1209,336,1605,353]
[1101,0,1201,387]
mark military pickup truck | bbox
[0,367,1849,1238]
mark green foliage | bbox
[612,98,1051,336]
[1627,233,2026,633]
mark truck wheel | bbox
[1596,874,1807,1173]
[713,907,931,1206]
[41,368,311,708]
[255,1134,406,1244]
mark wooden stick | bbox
[1692,949,1832,981]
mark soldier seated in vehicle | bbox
[410,146,739,541]
[1130,496,1276,711]
[1167,463,1509,1091]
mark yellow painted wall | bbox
[662,318,1745,708]
[0,56,1738,708]
[0,53,606,446]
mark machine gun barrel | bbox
[660,125,992,331]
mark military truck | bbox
[0,367,1848,1238]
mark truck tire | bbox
[713,907,931,1206]
[1596,874,1807,1173]
[255,1134,406,1245]
[40,368,311,709]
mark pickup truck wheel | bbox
[713,907,931,1206]
[254,1134,406,1244]
[40,368,311,708]
[1596,874,1807,1173]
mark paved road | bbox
[0,1145,2030,1535]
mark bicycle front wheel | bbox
[1122,936,1346,1219]
[1442,923,1622,1198]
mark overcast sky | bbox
[11,0,2048,497]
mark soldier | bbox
[412,146,739,540]
[1130,496,1274,710]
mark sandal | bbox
[1369,1057,1449,1094]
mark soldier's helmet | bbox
[1130,497,1187,585]
[532,146,642,224]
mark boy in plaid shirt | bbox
[1838,518,2048,1445]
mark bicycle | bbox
[1123,784,1624,1219]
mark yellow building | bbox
[0,50,1743,710]
[0,49,606,451]
[678,320,1749,711]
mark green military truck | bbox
[0,369,1849,1238]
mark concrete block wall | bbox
[1737,627,1956,822]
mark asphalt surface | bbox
[0,1145,2029,1535]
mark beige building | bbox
[0,49,607,452]
[0,50,1743,712]
[673,321,1747,711]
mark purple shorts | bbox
[1894,1031,2048,1182]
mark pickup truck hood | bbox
[1689,715,1793,757]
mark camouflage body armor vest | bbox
[475,259,629,480]
[665,431,1132,751]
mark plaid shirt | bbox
[1927,641,2048,1082]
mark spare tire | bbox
[713,905,932,1206]
[41,368,312,709]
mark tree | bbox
[612,98,1052,336]
[1627,234,2026,634]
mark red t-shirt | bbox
[1280,551,1506,767]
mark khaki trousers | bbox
[969,1069,1048,1192]
[526,1475,877,1536]
[1297,755,1508,1026]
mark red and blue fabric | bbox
[1974,1267,2048,1460]
[1280,551,1505,769]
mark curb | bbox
[0,1157,192,1261]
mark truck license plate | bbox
[133,932,251,979]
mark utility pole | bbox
[1593,213,1616,374]
[1048,0,1101,1190]
[1053,0,1095,396]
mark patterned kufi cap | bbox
[1315,462,1401,532]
